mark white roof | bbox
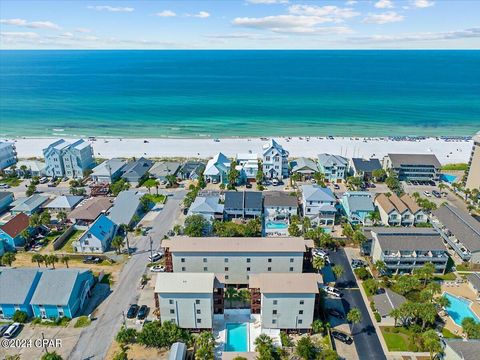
[44,195,84,210]
[155,273,214,294]
[92,158,126,176]
[237,153,258,161]
[204,152,230,176]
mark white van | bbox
[3,323,21,338]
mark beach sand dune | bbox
[7,137,472,165]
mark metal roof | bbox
[155,273,214,294]
[248,273,321,294]
[387,153,441,168]
[0,268,40,304]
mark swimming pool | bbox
[440,174,457,184]
[265,221,288,230]
[225,323,248,352]
[444,292,480,326]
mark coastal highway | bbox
[329,248,387,360]
[69,190,186,360]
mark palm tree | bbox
[389,308,401,327]
[61,256,71,268]
[374,260,386,276]
[20,229,31,243]
[57,211,67,225]
[254,334,273,351]
[31,253,44,267]
[311,319,324,335]
[225,287,238,308]
[111,236,125,254]
[332,264,344,280]
[2,252,16,267]
[367,210,381,225]
[237,289,251,307]
[347,308,362,334]
[47,254,59,269]
[312,256,326,273]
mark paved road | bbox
[69,191,185,360]
[329,249,387,360]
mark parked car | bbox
[148,252,163,263]
[331,331,353,345]
[137,305,149,320]
[3,323,22,339]
[246,183,252,189]
[423,191,431,197]
[272,179,279,186]
[47,183,57,187]
[351,259,367,269]
[0,324,9,336]
[0,183,11,189]
[432,190,441,198]
[167,230,175,237]
[328,308,344,319]
[313,248,328,257]
[150,265,165,273]
[83,256,101,264]
[322,286,342,298]
[126,304,139,319]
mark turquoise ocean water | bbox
[0,50,478,138]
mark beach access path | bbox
[8,136,473,165]
[69,189,186,360]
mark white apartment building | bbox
[0,141,17,170]
[262,139,289,180]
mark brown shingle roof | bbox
[375,194,395,214]
[68,197,113,221]
[389,193,408,214]
[0,213,29,238]
[400,194,421,214]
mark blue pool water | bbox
[265,221,288,230]
[440,174,457,184]
[444,292,480,326]
[225,323,248,352]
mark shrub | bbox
[74,316,91,328]
[354,267,371,280]
[12,310,28,323]
[374,312,381,323]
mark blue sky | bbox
[1,0,479,49]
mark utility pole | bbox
[125,231,131,258]
[122,311,127,328]
[149,236,153,264]
[41,332,48,354]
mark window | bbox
[197,319,202,324]
[225,275,229,280]
[247,267,251,271]
[181,258,185,263]
[273,300,278,305]
[203,258,207,263]
[169,300,174,305]
[290,258,294,262]
[170,309,175,314]
[268,267,272,271]
[272,310,277,315]
[224,258,229,263]
[268,258,272,263]
[272,319,276,324]
[298,319,303,324]
[299,300,304,305]
[181,267,186,271]
[196,300,200,305]
[299,310,303,315]
[289,267,294,272]
[225,267,229,271]
[247,258,251,263]
[197,309,201,314]
[203,267,208,271]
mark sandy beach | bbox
[5,136,473,165]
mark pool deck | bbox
[440,282,480,336]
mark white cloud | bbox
[0,18,60,30]
[155,10,176,17]
[0,31,39,40]
[76,28,91,33]
[188,11,210,18]
[375,0,394,9]
[412,0,434,8]
[87,5,134,13]
[346,1,358,4]
[204,32,286,41]
[363,11,404,24]
[246,0,289,4]
[288,5,360,21]
[351,27,480,42]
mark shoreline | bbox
[4,136,473,165]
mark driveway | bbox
[69,191,185,360]
[328,248,387,360]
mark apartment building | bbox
[374,193,427,226]
[431,204,480,263]
[382,153,441,181]
[249,273,321,331]
[262,139,289,180]
[43,139,95,179]
[0,141,17,170]
[162,237,311,285]
[154,273,223,330]
[370,227,448,274]
[465,131,480,190]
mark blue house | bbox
[10,194,49,216]
[0,268,42,319]
[0,213,30,251]
[0,192,14,213]
[30,269,94,319]
[73,214,116,253]
[341,191,375,226]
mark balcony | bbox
[432,223,472,261]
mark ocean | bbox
[0,50,479,138]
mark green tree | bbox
[61,255,71,268]
[346,176,362,190]
[318,349,340,360]
[195,331,216,360]
[462,317,480,339]
[341,223,354,238]
[288,223,302,237]
[256,161,264,184]
[395,275,420,295]
[414,262,435,287]
[110,179,130,196]
[57,211,67,225]
[2,252,16,266]
[137,320,191,348]
[363,278,379,296]
[29,213,41,227]
[12,310,28,323]
[332,264,344,280]
[47,254,59,269]
[372,169,386,182]
[20,229,31,243]
[389,308,401,327]
[111,236,126,254]
[41,353,63,360]
[422,329,442,360]
[312,256,326,273]
[311,320,325,335]
[116,326,138,344]
[346,308,362,334]
[143,178,157,194]
[295,336,316,360]
[367,210,381,225]
[255,334,275,360]
[31,253,44,267]
[40,210,51,226]
[374,260,386,275]
[26,183,37,196]
[228,160,240,187]
[184,214,209,237]
[352,230,367,245]
[225,287,238,308]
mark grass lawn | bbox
[32,317,70,327]
[0,176,22,187]
[143,193,166,204]
[442,328,461,339]
[380,327,411,351]
[74,316,91,328]
[441,163,468,171]
[58,229,83,253]
[433,272,457,281]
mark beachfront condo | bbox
[374,193,426,226]
[369,227,448,275]
[382,153,441,181]
[317,153,348,183]
[43,139,95,179]
[465,131,480,191]
[262,139,289,180]
[204,152,231,184]
[161,236,312,285]
[290,157,319,180]
[0,141,17,170]
[349,158,382,180]
[301,184,337,228]
[236,153,259,182]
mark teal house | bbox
[0,213,30,252]
[30,269,94,319]
[341,191,375,226]
[0,268,42,319]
